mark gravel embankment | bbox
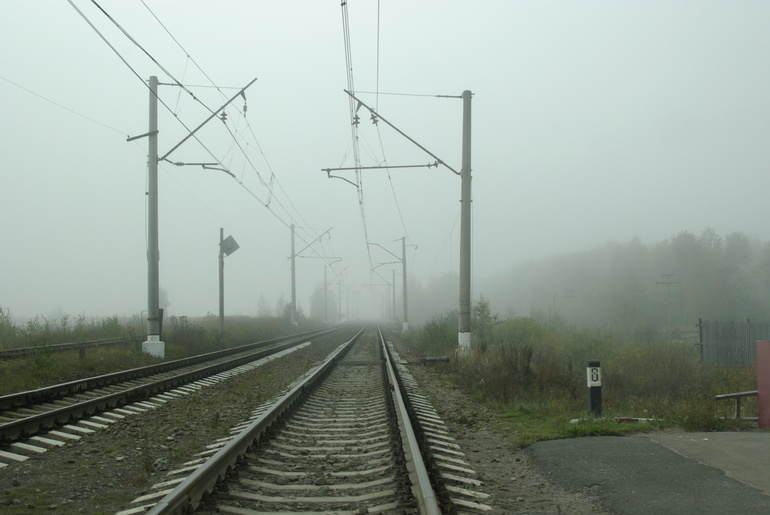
[1,331,604,514]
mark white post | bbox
[290,224,297,326]
[143,75,164,358]
[458,90,472,350]
[402,236,408,332]
[219,227,224,337]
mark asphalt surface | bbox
[523,431,770,514]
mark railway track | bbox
[0,326,351,461]
[0,336,142,361]
[119,326,490,515]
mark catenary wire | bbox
[0,74,127,136]
[141,0,332,260]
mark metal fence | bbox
[699,319,770,367]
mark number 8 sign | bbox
[587,362,601,387]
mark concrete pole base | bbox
[458,331,471,351]
[142,335,165,359]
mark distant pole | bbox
[324,266,328,325]
[219,227,224,336]
[291,224,297,326]
[144,75,164,355]
[402,236,408,332]
[392,268,397,326]
[458,90,472,350]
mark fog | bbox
[1,1,768,323]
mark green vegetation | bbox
[411,304,757,449]
[0,309,321,395]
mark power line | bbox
[340,0,373,272]
[72,0,337,266]
[356,90,463,99]
[140,0,332,259]
[0,74,126,136]
[67,0,229,173]
[90,0,211,114]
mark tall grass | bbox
[408,311,757,441]
[0,307,139,350]
[0,309,315,395]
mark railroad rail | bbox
[120,326,490,515]
[0,325,350,448]
[0,336,143,361]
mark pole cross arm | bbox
[126,130,158,142]
[368,242,402,261]
[167,161,235,178]
[344,90,460,176]
[322,162,438,173]
[160,77,258,162]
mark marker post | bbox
[587,360,602,416]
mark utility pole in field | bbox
[290,224,297,326]
[128,76,257,357]
[127,75,163,358]
[458,90,472,351]
[402,236,408,332]
[219,228,239,336]
[290,226,339,327]
[324,90,472,346]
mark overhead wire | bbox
[370,1,414,250]
[67,0,233,178]
[90,0,212,114]
[140,0,333,264]
[340,0,374,273]
[71,0,346,274]
[132,0,337,265]
[0,74,127,136]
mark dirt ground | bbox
[399,344,606,514]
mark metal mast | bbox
[458,90,472,350]
[291,224,297,326]
[144,75,163,357]
[402,236,408,332]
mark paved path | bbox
[524,431,770,514]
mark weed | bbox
[410,312,759,445]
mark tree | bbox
[257,295,271,318]
[473,294,498,350]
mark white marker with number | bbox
[587,366,601,387]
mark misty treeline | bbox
[404,228,770,343]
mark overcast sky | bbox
[1,1,768,321]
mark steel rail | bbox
[379,327,442,515]
[0,337,143,361]
[0,325,345,412]
[146,325,368,515]
[0,326,350,442]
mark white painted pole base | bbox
[402,322,409,332]
[142,335,165,358]
[458,331,471,351]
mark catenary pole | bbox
[402,236,408,332]
[290,224,297,326]
[458,90,472,350]
[144,75,164,356]
[219,227,224,336]
[324,266,328,325]
[392,269,397,326]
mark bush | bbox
[411,308,758,434]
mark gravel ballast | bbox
[1,330,603,514]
